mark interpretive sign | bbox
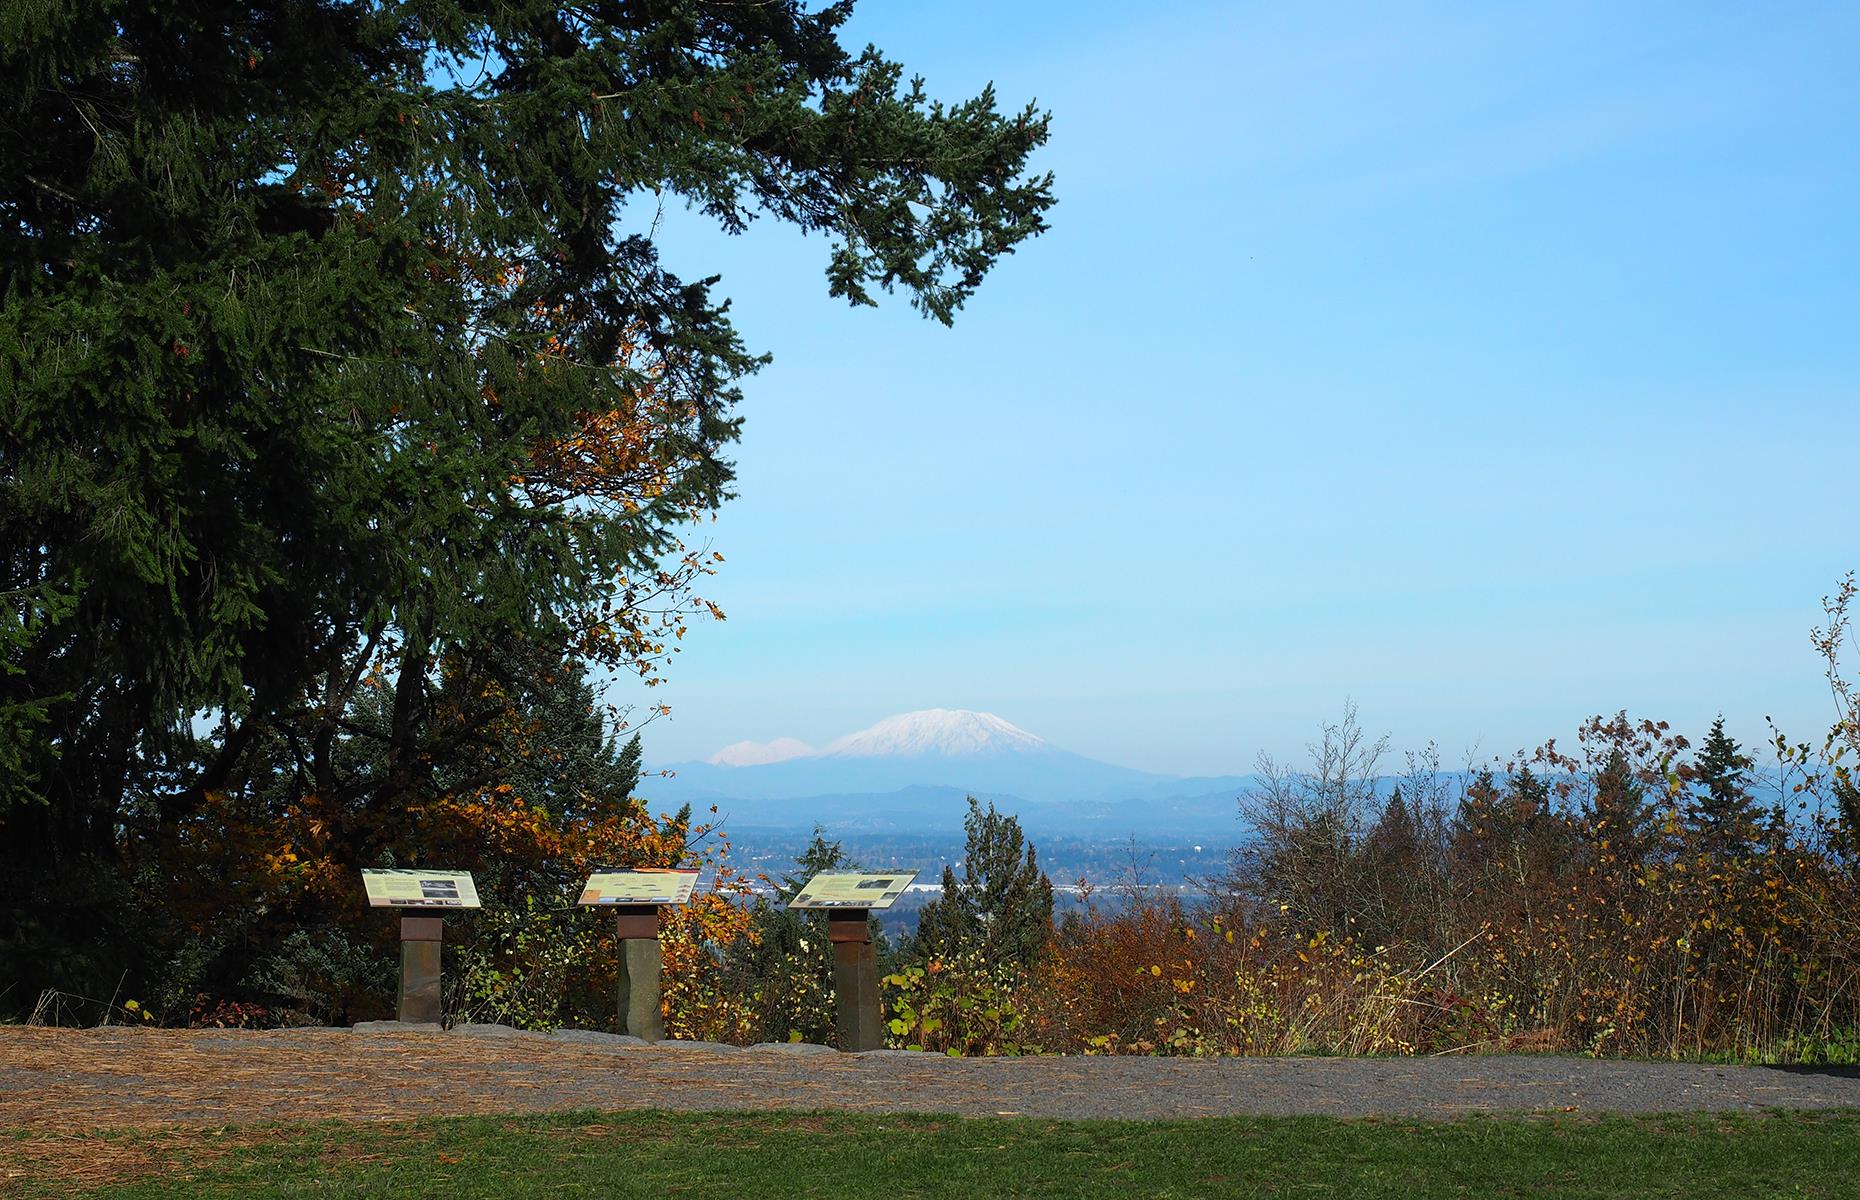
[577,869,699,907]
[361,868,481,909]
[789,870,917,910]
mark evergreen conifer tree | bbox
[1508,766,1554,831]
[1449,767,1504,858]
[1584,747,1656,869]
[0,0,1052,1002]
[1451,766,1553,873]
[1370,786,1415,851]
[1688,716,1762,860]
[913,797,1053,969]
[1362,785,1428,948]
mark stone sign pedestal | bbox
[614,905,664,1041]
[398,915,444,1025]
[828,909,880,1052]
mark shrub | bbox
[884,954,1038,1056]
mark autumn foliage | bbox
[874,582,1860,1063]
[110,640,753,1033]
[909,701,1860,1063]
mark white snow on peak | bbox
[707,737,816,767]
[823,709,1049,758]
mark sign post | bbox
[789,870,916,1052]
[361,869,481,1026]
[577,868,700,1041]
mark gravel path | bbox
[4,1026,1857,1130]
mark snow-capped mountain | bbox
[699,710,1055,771]
[707,737,815,767]
[644,709,1253,838]
[821,709,1048,758]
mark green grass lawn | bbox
[8,1108,1858,1199]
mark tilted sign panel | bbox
[361,868,482,909]
[788,869,919,910]
[578,869,700,906]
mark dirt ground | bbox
[5,1024,1859,1134]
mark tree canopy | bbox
[0,0,1052,1007]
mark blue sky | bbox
[621,0,1859,776]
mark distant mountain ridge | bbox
[646,709,1253,841]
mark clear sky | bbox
[621,0,1859,776]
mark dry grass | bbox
[0,1126,314,1193]
[0,1027,803,1192]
